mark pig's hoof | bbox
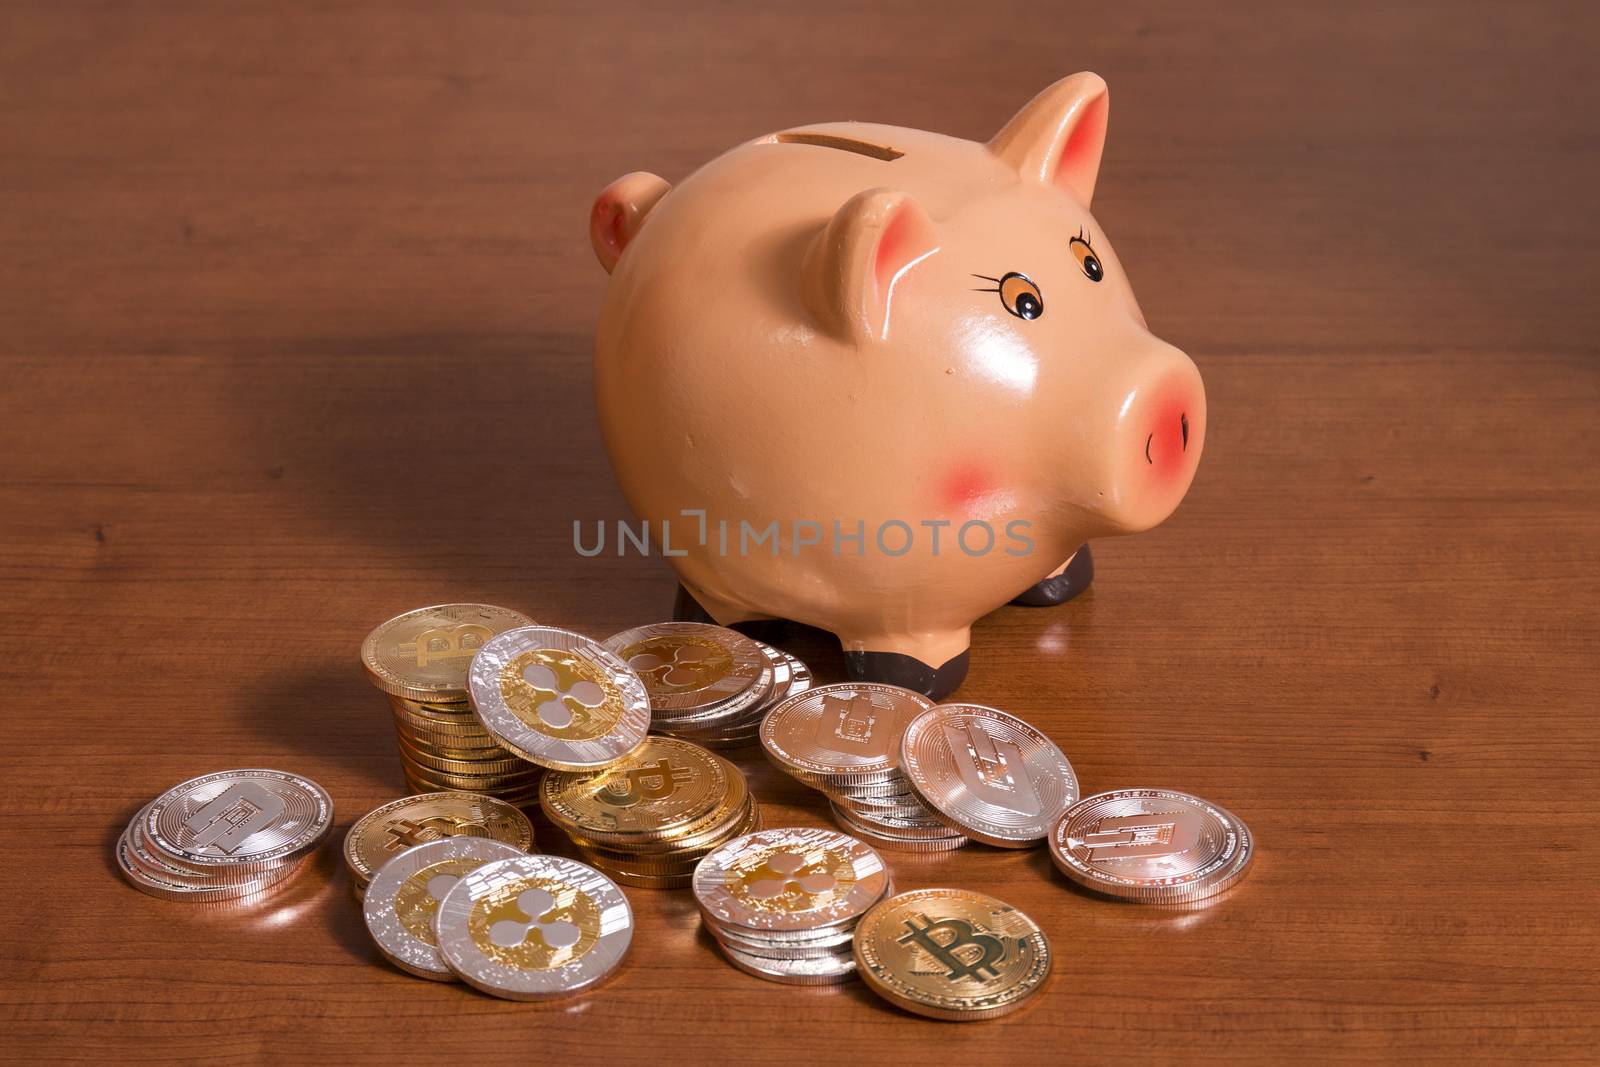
[1011,544,1094,606]
[843,649,969,701]
[672,585,787,641]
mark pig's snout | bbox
[1095,345,1205,534]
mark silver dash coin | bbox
[1049,789,1255,904]
[116,828,299,903]
[363,836,529,982]
[900,704,1078,848]
[142,769,334,880]
[434,854,633,1000]
[467,626,650,771]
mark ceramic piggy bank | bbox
[588,73,1204,698]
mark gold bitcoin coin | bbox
[538,736,736,843]
[362,604,535,702]
[394,737,536,776]
[853,888,1051,1021]
[343,793,535,886]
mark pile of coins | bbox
[342,791,535,901]
[540,735,757,888]
[761,682,969,852]
[601,622,811,748]
[693,827,892,985]
[853,888,1052,1020]
[363,842,633,999]
[116,769,331,904]
[362,604,544,803]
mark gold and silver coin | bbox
[761,683,970,850]
[117,770,331,903]
[434,854,633,1000]
[362,836,529,981]
[693,826,892,984]
[899,704,1078,848]
[362,604,535,701]
[541,736,756,887]
[1049,789,1254,903]
[467,625,650,771]
[602,622,812,747]
[853,888,1051,1021]
[343,792,535,896]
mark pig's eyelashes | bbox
[972,272,1044,321]
[1070,230,1105,283]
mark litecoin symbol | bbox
[944,723,1041,816]
[819,693,891,755]
[1082,810,1204,860]
[596,759,694,807]
[898,915,1007,983]
[183,782,286,853]
[399,623,494,666]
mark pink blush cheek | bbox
[938,463,1007,515]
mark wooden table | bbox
[3,3,1596,1063]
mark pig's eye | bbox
[1070,229,1104,283]
[973,272,1044,320]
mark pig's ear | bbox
[803,188,940,343]
[988,72,1109,205]
[590,172,671,274]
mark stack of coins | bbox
[1048,789,1254,903]
[693,827,893,985]
[853,888,1052,1020]
[342,792,536,901]
[116,769,332,904]
[361,604,544,804]
[540,735,757,888]
[601,622,811,748]
[467,625,652,771]
[900,703,1079,847]
[760,683,969,852]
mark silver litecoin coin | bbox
[467,626,650,771]
[142,769,334,880]
[433,854,633,1000]
[693,826,889,935]
[362,836,530,982]
[899,704,1078,848]
[1049,789,1255,904]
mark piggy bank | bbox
[588,73,1204,698]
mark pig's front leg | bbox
[1011,543,1094,607]
[839,630,971,701]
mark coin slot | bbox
[771,132,904,161]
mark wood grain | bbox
[1,2,1597,1063]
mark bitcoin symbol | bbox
[399,624,494,666]
[596,759,694,807]
[488,887,583,949]
[742,852,838,900]
[183,782,286,853]
[944,723,1040,815]
[1081,810,1203,860]
[897,915,1007,983]
[383,815,488,851]
[816,693,893,755]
